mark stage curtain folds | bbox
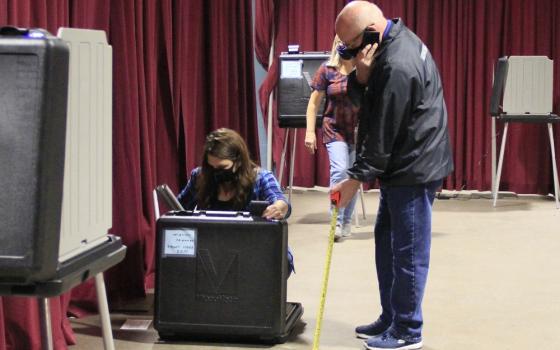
[256,0,560,194]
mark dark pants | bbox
[374,180,440,341]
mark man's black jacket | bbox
[347,18,454,185]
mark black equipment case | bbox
[0,27,69,283]
[154,211,303,343]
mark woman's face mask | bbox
[212,167,236,183]
[207,154,237,183]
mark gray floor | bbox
[71,189,560,349]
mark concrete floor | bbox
[71,189,560,349]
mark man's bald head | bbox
[335,1,386,47]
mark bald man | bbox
[331,2,453,350]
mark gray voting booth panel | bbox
[502,56,553,115]
[277,52,329,128]
[0,28,69,283]
[0,28,114,285]
[57,28,113,262]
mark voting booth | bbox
[275,52,329,200]
[490,56,560,208]
[277,51,329,128]
[0,27,125,350]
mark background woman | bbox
[304,36,360,241]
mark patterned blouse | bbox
[311,62,360,145]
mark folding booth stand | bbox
[0,237,126,350]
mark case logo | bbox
[195,249,239,303]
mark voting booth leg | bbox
[288,129,297,202]
[491,117,497,198]
[493,122,509,207]
[278,129,290,186]
[95,273,115,350]
[547,123,560,209]
[491,118,513,203]
[359,185,367,220]
[278,128,297,202]
[354,184,367,227]
[38,298,54,350]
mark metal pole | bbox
[38,298,54,350]
[278,128,290,185]
[266,26,275,171]
[95,273,115,350]
[288,129,297,202]
[491,117,497,197]
[547,123,560,209]
[493,122,509,207]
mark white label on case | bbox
[164,228,197,257]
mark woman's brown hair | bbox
[196,128,257,210]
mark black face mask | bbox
[212,167,236,184]
[337,29,380,60]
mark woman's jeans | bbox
[374,180,441,341]
[326,141,358,226]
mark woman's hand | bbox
[262,200,288,220]
[323,119,336,139]
[304,131,317,154]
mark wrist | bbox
[356,70,369,85]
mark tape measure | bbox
[312,191,340,350]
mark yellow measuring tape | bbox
[312,192,340,350]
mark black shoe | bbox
[355,319,390,339]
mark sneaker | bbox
[355,319,389,339]
[341,223,352,237]
[334,224,342,242]
[364,331,423,350]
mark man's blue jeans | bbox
[374,180,440,341]
[326,141,357,225]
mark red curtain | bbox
[254,0,276,68]
[258,0,348,188]
[0,0,258,348]
[256,0,560,194]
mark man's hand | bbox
[304,131,317,154]
[355,42,378,85]
[330,178,361,208]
